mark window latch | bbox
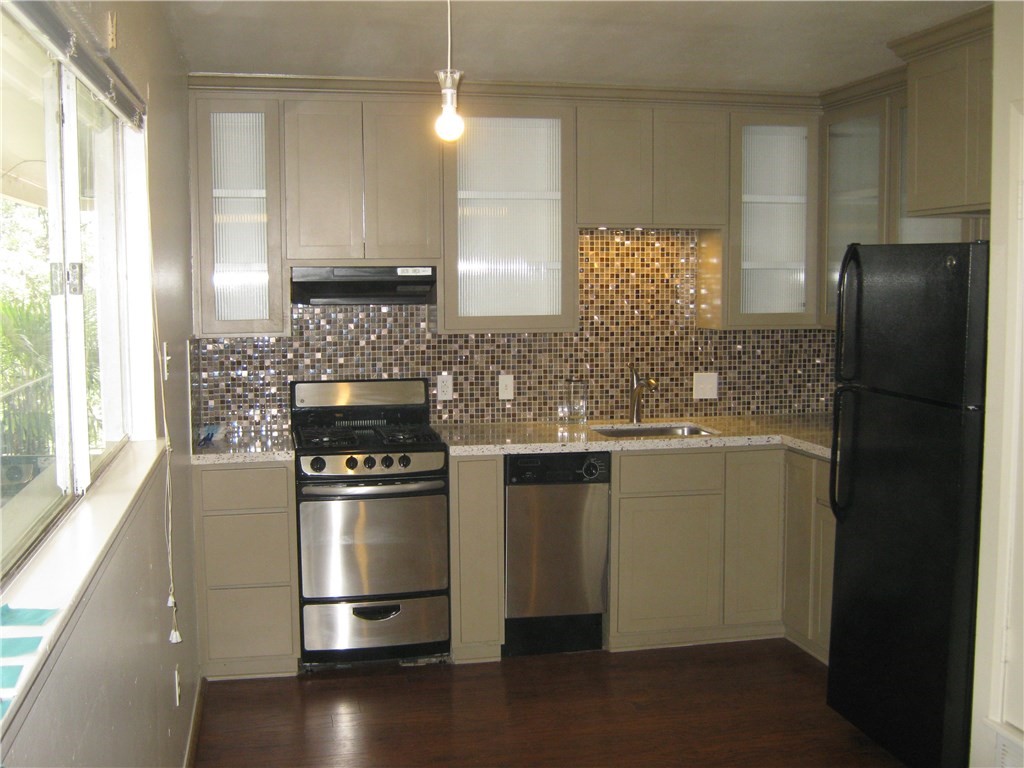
[67,263,83,295]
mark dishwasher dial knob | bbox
[363,456,377,470]
[345,456,359,471]
[398,454,412,469]
[309,456,327,473]
[581,458,602,479]
[381,455,395,469]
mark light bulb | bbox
[435,104,465,142]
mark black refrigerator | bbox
[827,241,989,768]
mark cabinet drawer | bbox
[206,586,294,659]
[203,512,292,587]
[200,466,289,512]
[617,451,724,495]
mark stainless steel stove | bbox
[290,379,449,664]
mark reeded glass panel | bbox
[825,115,881,316]
[740,125,807,314]
[457,117,561,317]
[210,112,270,322]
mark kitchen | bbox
[0,2,1020,767]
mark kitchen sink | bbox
[591,424,715,438]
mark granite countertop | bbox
[191,414,832,465]
[437,414,832,460]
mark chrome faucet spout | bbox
[627,363,658,424]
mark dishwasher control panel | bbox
[505,452,611,485]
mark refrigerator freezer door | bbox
[836,242,988,406]
[828,386,982,768]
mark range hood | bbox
[291,266,436,306]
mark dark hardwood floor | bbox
[192,639,904,767]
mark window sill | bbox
[0,440,167,722]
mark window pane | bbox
[75,80,127,468]
[0,15,69,573]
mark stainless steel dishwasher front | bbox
[503,452,611,655]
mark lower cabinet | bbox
[610,448,785,651]
[782,452,835,662]
[448,455,505,663]
[193,462,300,677]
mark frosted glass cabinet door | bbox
[441,102,577,333]
[821,101,885,321]
[727,113,818,328]
[193,96,286,337]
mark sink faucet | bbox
[627,363,658,424]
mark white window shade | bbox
[456,117,562,317]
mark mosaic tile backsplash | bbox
[190,229,835,433]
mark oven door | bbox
[298,488,448,600]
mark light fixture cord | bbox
[446,0,453,71]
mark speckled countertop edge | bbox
[191,414,831,465]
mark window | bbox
[1,9,150,578]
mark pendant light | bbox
[434,0,464,142]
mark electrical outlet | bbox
[498,374,514,400]
[437,373,453,401]
[693,372,718,400]
[174,665,181,707]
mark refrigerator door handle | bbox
[829,385,855,522]
[835,244,861,383]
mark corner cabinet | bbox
[191,95,288,337]
[893,7,993,215]
[438,100,578,333]
[193,462,300,677]
[576,105,729,227]
[698,112,819,329]
[782,452,835,663]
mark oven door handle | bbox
[300,479,446,498]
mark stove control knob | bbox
[381,455,395,469]
[363,456,377,470]
[345,456,359,471]
[309,456,327,473]
[398,454,412,469]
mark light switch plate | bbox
[693,372,718,400]
[437,373,453,401]
[499,374,514,400]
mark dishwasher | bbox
[503,452,611,656]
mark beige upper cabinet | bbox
[283,100,363,261]
[892,7,993,215]
[576,105,729,227]
[699,111,819,329]
[191,94,287,337]
[439,100,578,333]
[283,98,443,263]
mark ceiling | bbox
[163,1,989,96]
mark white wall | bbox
[972,1,1024,764]
[1,3,199,766]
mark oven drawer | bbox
[303,596,449,651]
[299,494,448,598]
